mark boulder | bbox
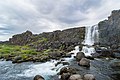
[79,58,90,67]
[84,74,95,80]
[60,67,68,75]
[59,67,77,75]
[76,52,85,61]
[61,73,71,80]
[69,74,83,80]
[33,75,45,80]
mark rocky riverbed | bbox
[0,58,120,80]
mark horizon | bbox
[0,0,120,41]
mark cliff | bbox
[8,27,85,51]
[98,9,120,48]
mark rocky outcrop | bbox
[9,30,34,45]
[98,10,120,49]
[8,27,85,53]
[9,27,85,45]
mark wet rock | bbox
[85,56,94,60]
[12,56,22,63]
[113,52,120,59]
[62,61,70,65]
[93,49,114,58]
[91,53,101,58]
[33,75,45,80]
[79,58,90,67]
[100,49,113,57]
[69,74,83,80]
[55,61,69,66]
[60,67,68,75]
[110,61,120,68]
[59,67,77,75]
[61,73,71,80]
[76,52,85,61]
[84,74,95,80]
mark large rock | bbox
[61,73,71,80]
[33,75,45,80]
[79,58,90,67]
[76,52,85,61]
[84,74,95,80]
[69,74,83,80]
[59,67,77,75]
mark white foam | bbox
[82,25,99,56]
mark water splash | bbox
[18,46,79,80]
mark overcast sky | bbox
[0,0,120,41]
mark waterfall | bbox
[81,25,99,56]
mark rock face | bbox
[9,30,33,45]
[8,27,85,52]
[9,27,85,45]
[98,10,120,48]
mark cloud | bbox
[0,0,120,41]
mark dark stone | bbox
[60,67,68,75]
[113,52,120,59]
[59,67,77,75]
[85,56,94,60]
[76,52,85,61]
[61,73,71,80]
[33,75,45,80]
[110,61,120,68]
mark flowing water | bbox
[81,25,99,56]
[0,46,80,80]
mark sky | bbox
[0,0,120,41]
